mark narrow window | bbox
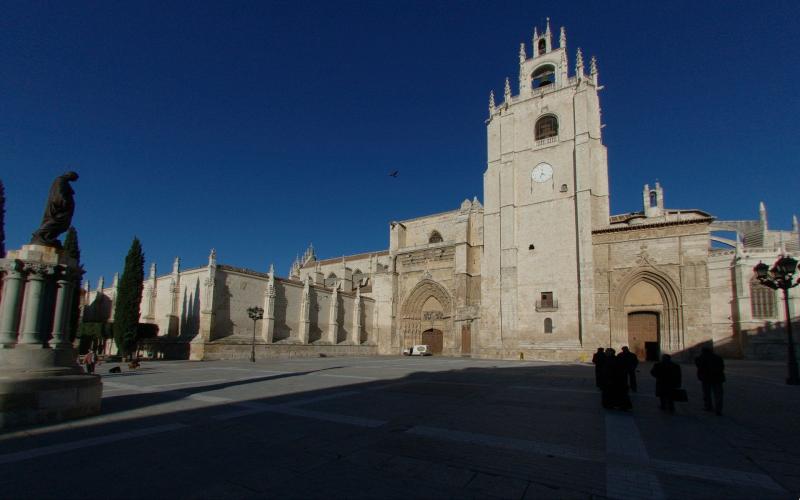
[429,231,443,244]
[535,115,558,140]
[750,279,776,318]
[538,39,547,56]
[649,191,658,208]
[544,318,553,333]
[541,292,553,308]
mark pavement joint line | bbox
[605,412,665,500]
[0,424,187,465]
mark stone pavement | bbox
[0,356,798,499]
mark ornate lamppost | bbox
[754,256,800,385]
[247,306,264,363]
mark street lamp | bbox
[754,256,800,385]
[247,306,264,363]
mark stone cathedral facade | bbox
[84,21,799,362]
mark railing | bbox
[535,299,558,311]
[535,135,558,147]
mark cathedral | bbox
[84,21,799,362]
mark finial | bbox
[759,201,766,212]
[504,77,512,103]
[173,256,180,273]
[559,26,566,48]
[208,248,217,266]
[268,263,274,277]
[533,26,538,40]
[519,42,526,64]
[793,215,799,232]
[545,17,551,35]
[112,272,119,287]
[489,90,496,115]
[590,56,598,75]
[149,262,156,278]
[575,47,584,77]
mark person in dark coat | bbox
[601,348,632,410]
[618,346,639,392]
[592,347,606,389]
[651,354,682,413]
[695,346,725,415]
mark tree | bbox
[62,226,82,342]
[0,179,5,257]
[113,237,145,359]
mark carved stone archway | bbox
[400,279,453,353]
[610,267,683,354]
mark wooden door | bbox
[421,329,443,354]
[627,312,659,361]
[461,324,471,355]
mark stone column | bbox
[298,276,310,344]
[50,268,74,348]
[261,265,276,343]
[19,264,53,346]
[0,261,25,347]
[351,287,362,345]
[327,283,339,344]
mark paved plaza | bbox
[1,356,798,499]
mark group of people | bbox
[592,345,725,415]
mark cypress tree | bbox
[62,227,82,342]
[113,237,145,359]
[0,179,5,257]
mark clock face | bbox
[531,163,553,183]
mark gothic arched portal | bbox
[400,279,453,354]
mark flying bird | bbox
[388,170,399,178]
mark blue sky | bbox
[2,1,799,285]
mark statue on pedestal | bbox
[30,171,79,248]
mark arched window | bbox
[535,115,558,140]
[429,231,443,244]
[352,268,365,286]
[544,318,553,334]
[537,39,547,56]
[324,273,338,288]
[750,279,776,318]
[531,64,555,88]
[649,191,658,207]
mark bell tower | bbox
[481,20,609,354]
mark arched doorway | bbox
[627,312,659,361]
[399,279,453,354]
[610,268,683,356]
[422,329,443,354]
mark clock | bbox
[531,163,553,183]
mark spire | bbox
[590,56,598,85]
[519,42,526,64]
[575,47,584,78]
[208,248,217,267]
[533,26,538,43]
[504,77,512,104]
[759,201,767,222]
[545,17,551,36]
[149,262,156,279]
[172,256,180,274]
[793,214,799,233]
[489,90,496,115]
[559,26,566,49]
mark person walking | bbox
[601,348,632,410]
[592,347,606,389]
[618,346,639,392]
[695,346,725,415]
[651,354,681,413]
[84,349,97,374]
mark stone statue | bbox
[30,171,79,248]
